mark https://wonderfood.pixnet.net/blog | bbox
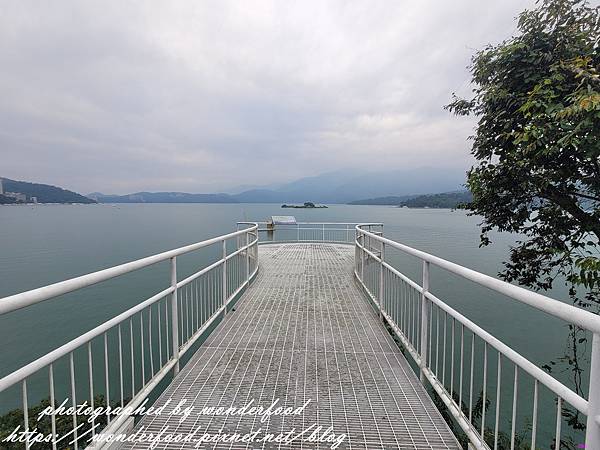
[3,397,348,449]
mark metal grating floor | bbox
[123,244,460,449]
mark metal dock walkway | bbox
[124,243,460,449]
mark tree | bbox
[446,0,599,438]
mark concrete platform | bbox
[123,243,460,449]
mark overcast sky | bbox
[0,1,535,194]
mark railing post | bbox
[297,223,300,241]
[379,241,385,321]
[354,229,358,272]
[420,260,430,383]
[246,230,250,282]
[586,333,600,448]
[360,232,365,282]
[222,239,227,315]
[170,256,179,375]
[346,224,349,243]
[322,223,325,241]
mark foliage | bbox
[0,396,116,450]
[0,194,17,205]
[446,0,599,438]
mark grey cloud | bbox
[0,0,534,194]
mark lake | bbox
[0,203,583,446]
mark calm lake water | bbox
[0,203,584,446]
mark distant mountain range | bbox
[87,192,236,203]
[90,167,466,204]
[0,177,95,204]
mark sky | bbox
[0,1,535,194]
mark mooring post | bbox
[420,260,430,382]
[170,256,179,375]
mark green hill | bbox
[398,191,472,208]
[0,178,95,204]
[348,195,417,205]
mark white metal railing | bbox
[3,220,600,449]
[354,223,600,450]
[0,223,258,449]
[256,222,358,244]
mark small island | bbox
[282,202,328,209]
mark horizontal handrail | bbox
[0,223,258,315]
[261,226,356,229]
[0,286,174,393]
[359,243,423,292]
[173,236,256,289]
[428,288,588,413]
[250,221,369,246]
[356,224,600,334]
[357,238,587,412]
[255,222,362,225]
[258,228,356,232]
